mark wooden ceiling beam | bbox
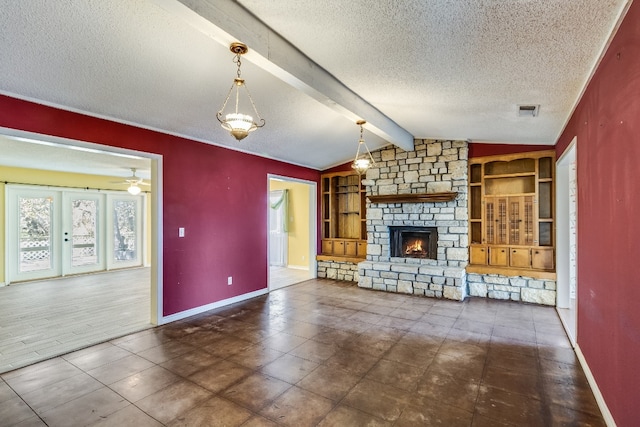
[152,0,415,152]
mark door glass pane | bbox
[19,197,53,272]
[539,222,553,246]
[72,199,98,267]
[539,157,553,179]
[113,200,137,262]
[539,182,552,219]
[470,186,481,219]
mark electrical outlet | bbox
[178,227,185,237]
[227,276,232,286]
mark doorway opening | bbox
[267,175,317,291]
[0,128,163,371]
[556,138,577,346]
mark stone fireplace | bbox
[320,138,557,305]
[358,139,469,301]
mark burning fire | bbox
[405,239,424,254]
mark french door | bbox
[63,192,105,275]
[6,185,143,283]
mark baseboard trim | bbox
[575,344,617,427]
[0,282,5,287]
[555,307,576,347]
[159,288,269,325]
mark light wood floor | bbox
[0,268,151,374]
[269,266,312,291]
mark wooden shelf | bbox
[316,254,365,263]
[485,172,536,179]
[368,192,457,204]
[320,170,367,260]
[468,150,556,273]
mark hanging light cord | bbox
[354,123,375,165]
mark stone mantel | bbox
[367,192,458,204]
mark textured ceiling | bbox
[237,0,626,143]
[0,0,630,174]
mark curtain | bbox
[269,189,288,232]
[269,190,288,266]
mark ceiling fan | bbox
[112,168,149,195]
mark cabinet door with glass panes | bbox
[468,151,555,273]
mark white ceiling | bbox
[0,0,629,175]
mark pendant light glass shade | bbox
[217,43,265,140]
[351,120,375,175]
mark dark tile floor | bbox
[0,279,604,426]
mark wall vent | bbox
[518,104,540,117]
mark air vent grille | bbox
[518,104,540,117]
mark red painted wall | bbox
[556,3,640,425]
[0,95,320,316]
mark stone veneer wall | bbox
[317,260,359,282]
[358,140,469,301]
[467,273,556,305]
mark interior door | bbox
[62,192,106,275]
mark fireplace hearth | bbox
[389,226,438,259]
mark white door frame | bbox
[266,174,317,291]
[556,137,577,345]
[0,127,163,326]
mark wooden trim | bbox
[316,254,364,264]
[468,149,556,165]
[368,192,457,204]
[466,264,556,280]
[321,170,364,179]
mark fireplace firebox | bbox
[389,226,438,259]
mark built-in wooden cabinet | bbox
[468,151,555,277]
[317,171,367,262]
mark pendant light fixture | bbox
[352,120,375,175]
[217,42,265,140]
